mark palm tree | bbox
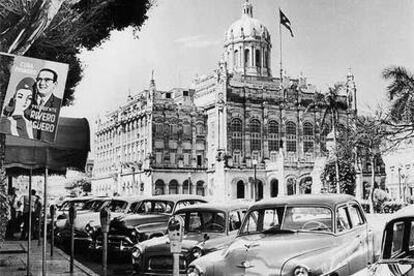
[382,66,414,123]
[306,83,346,193]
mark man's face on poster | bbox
[36,70,56,97]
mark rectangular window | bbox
[336,207,351,232]
[197,155,202,167]
[348,204,364,227]
[184,153,190,165]
[229,210,242,231]
[391,222,405,256]
[287,140,296,152]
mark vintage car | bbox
[351,205,414,276]
[131,201,249,275]
[56,196,143,246]
[187,194,375,276]
[47,196,93,233]
[92,194,208,254]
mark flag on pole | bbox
[279,9,294,37]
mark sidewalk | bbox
[0,240,99,276]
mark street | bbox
[58,244,136,276]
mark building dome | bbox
[223,0,272,78]
[225,7,270,44]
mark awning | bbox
[5,117,90,176]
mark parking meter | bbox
[100,207,111,233]
[168,215,184,253]
[68,204,76,225]
[50,204,56,218]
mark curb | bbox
[53,246,100,276]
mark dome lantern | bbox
[223,0,272,78]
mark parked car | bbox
[51,196,94,221]
[351,205,414,276]
[92,194,208,254]
[131,201,249,275]
[54,197,111,232]
[187,194,375,276]
[56,197,142,246]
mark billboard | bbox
[0,53,68,143]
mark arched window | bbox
[255,49,261,68]
[154,179,165,195]
[268,120,279,152]
[287,178,297,195]
[320,124,331,153]
[303,122,314,153]
[183,180,192,194]
[234,49,239,67]
[244,49,250,67]
[196,181,205,196]
[231,119,242,151]
[236,180,245,199]
[286,122,297,152]
[169,180,178,194]
[270,179,279,197]
[250,119,261,151]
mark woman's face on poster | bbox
[15,88,33,111]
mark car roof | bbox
[174,201,249,213]
[62,196,94,202]
[388,204,414,221]
[147,194,207,203]
[112,196,145,203]
[250,194,357,210]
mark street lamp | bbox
[252,159,258,201]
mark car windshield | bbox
[177,211,226,233]
[81,200,108,212]
[59,200,87,211]
[107,200,128,213]
[240,206,333,235]
[134,200,174,214]
[382,219,414,262]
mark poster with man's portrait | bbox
[0,53,68,143]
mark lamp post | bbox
[398,166,402,201]
[252,159,258,201]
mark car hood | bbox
[112,213,170,229]
[143,232,226,254]
[221,232,336,272]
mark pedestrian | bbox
[33,195,42,239]
[5,188,20,239]
[20,189,37,240]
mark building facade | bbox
[383,137,414,201]
[92,1,357,200]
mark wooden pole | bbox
[27,168,32,276]
[42,167,48,276]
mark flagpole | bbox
[279,9,283,81]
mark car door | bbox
[348,202,369,272]
[335,205,354,275]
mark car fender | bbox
[281,244,350,276]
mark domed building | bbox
[192,0,357,200]
[92,0,357,200]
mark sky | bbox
[60,0,414,122]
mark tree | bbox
[0,0,153,242]
[306,83,347,193]
[380,66,414,146]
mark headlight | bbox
[191,246,203,258]
[187,265,204,276]
[131,244,144,259]
[85,223,95,235]
[294,266,309,276]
